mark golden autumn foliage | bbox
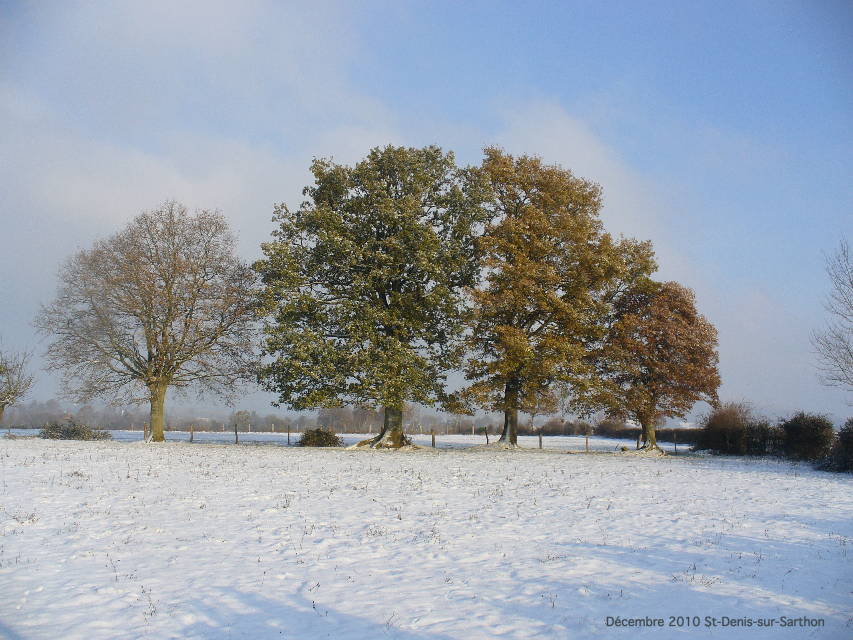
[461,148,654,445]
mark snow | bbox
[1,436,851,639]
[3,429,671,452]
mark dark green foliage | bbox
[256,146,490,447]
[256,146,489,411]
[297,428,343,447]
[781,412,835,461]
[824,418,853,472]
[39,419,112,441]
[743,419,784,456]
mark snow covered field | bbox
[1,437,850,639]
[2,429,678,453]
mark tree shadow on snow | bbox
[176,586,456,640]
[0,620,27,640]
[545,534,851,626]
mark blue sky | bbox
[1,0,850,421]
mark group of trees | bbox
[17,145,726,449]
[6,145,848,453]
[253,146,722,449]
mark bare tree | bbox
[812,239,853,396]
[36,201,258,441]
[0,341,35,425]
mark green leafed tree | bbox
[462,148,654,446]
[580,281,721,450]
[255,145,490,448]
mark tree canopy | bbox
[579,281,721,449]
[0,340,34,425]
[255,145,490,447]
[461,147,654,445]
[36,202,258,441]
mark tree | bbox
[461,148,653,446]
[36,201,258,442]
[255,145,490,448]
[0,342,34,425]
[812,239,853,396]
[581,281,720,450]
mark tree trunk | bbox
[498,377,520,446]
[149,385,167,442]
[357,406,409,448]
[642,421,656,449]
[638,414,662,452]
[0,405,6,428]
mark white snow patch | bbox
[0,438,850,639]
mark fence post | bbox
[190,424,194,443]
[431,429,436,448]
[234,422,238,444]
[538,430,543,449]
[585,434,589,452]
[287,422,291,445]
[674,431,677,456]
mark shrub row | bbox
[694,403,781,456]
[696,403,850,471]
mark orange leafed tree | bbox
[462,148,654,445]
[583,281,721,450]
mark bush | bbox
[743,419,784,456]
[297,428,342,447]
[39,420,112,441]
[781,412,835,461]
[696,403,752,454]
[824,418,853,472]
[695,402,782,455]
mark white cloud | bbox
[1,5,847,417]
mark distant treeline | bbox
[3,399,703,440]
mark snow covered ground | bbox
[2,429,678,453]
[1,437,850,639]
